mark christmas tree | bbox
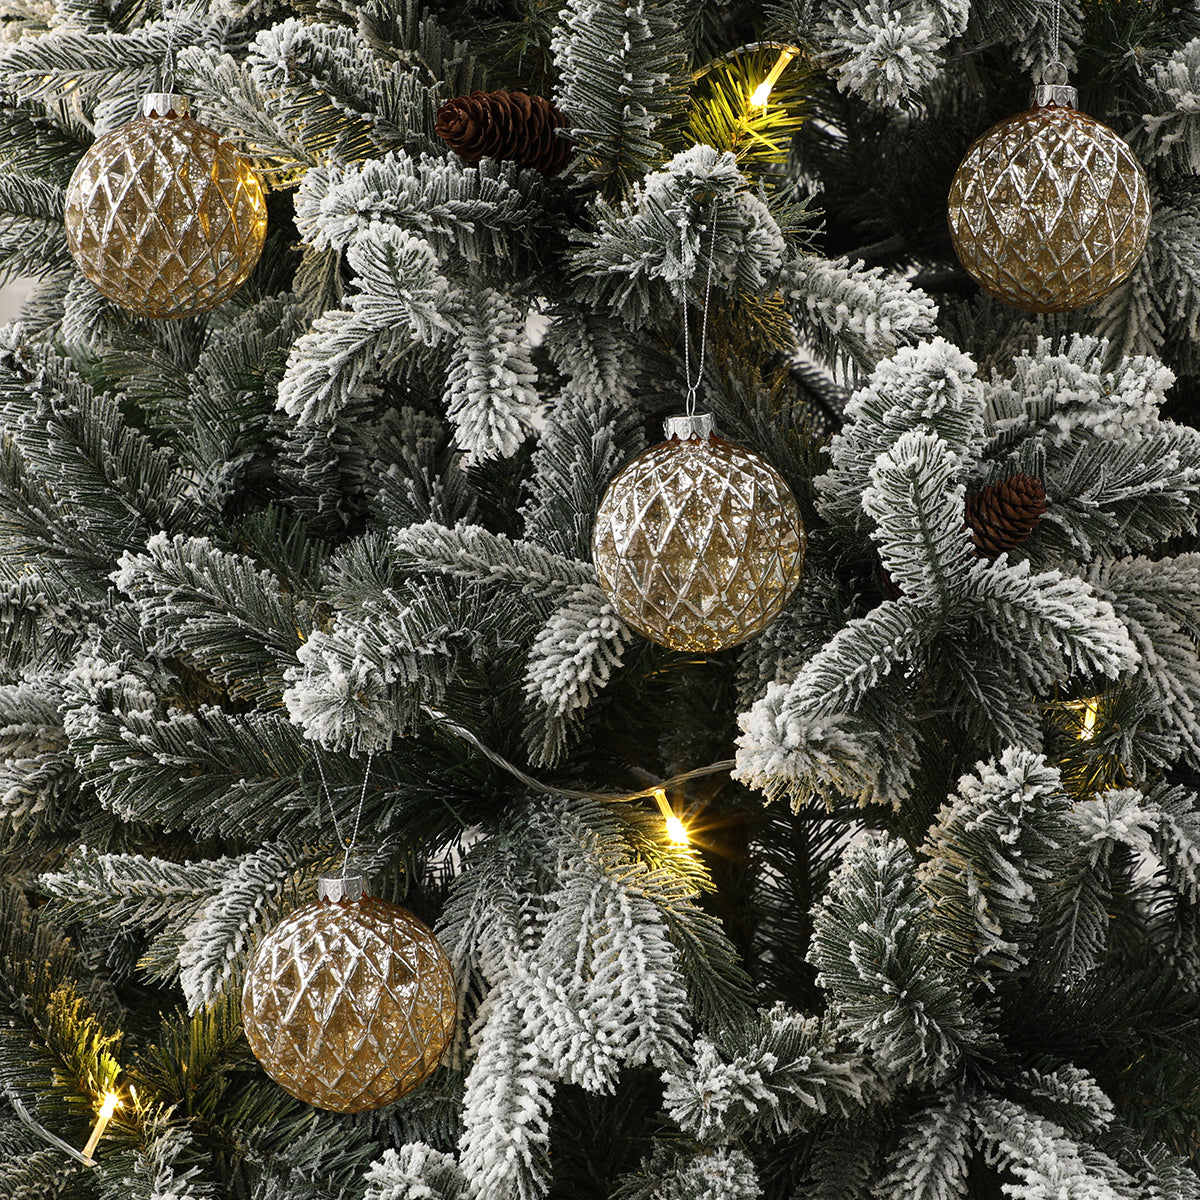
[2,0,1200,1196]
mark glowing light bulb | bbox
[750,48,797,107]
[1079,698,1099,741]
[653,789,690,845]
[665,814,690,844]
[81,1092,121,1161]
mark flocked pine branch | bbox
[662,1003,877,1143]
[813,0,969,110]
[810,831,986,1088]
[873,1089,973,1200]
[365,1143,468,1200]
[391,520,595,598]
[783,253,939,383]
[177,843,299,1012]
[111,533,311,706]
[64,652,314,840]
[277,223,455,427]
[0,679,72,841]
[917,748,1072,979]
[971,1094,1136,1199]
[522,586,633,767]
[1144,37,1200,173]
[960,559,1138,684]
[520,387,642,559]
[861,428,975,606]
[550,0,688,194]
[1085,554,1200,763]
[283,587,484,752]
[816,337,984,536]
[432,797,715,1200]
[982,335,1173,454]
[0,326,197,577]
[0,21,208,111]
[1037,786,1160,984]
[293,152,551,282]
[443,289,538,465]
[570,145,788,330]
[0,174,69,281]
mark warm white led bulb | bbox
[665,815,690,845]
[81,1091,121,1160]
[1080,699,1099,741]
[750,48,797,107]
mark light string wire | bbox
[422,704,733,800]
[420,705,863,819]
[690,39,805,83]
[681,195,723,418]
[3,1088,99,1168]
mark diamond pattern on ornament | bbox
[947,105,1150,313]
[65,114,267,319]
[243,894,456,1113]
[593,434,805,652]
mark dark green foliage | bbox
[0,0,1200,1196]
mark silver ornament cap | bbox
[664,413,715,441]
[1032,83,1077,108]
[1033,60,1076,109]
[141,92,190,119]
[318,874,367,903]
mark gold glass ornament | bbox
[593,413,805,652]
[242,876,456,1113]
[64,93,267,319]
[947,81,1150,313]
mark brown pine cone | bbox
[435,90,571,177]
[965,473,1048,560]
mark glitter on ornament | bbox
[593,413,805,653]
[242,875,456,1113]
[64,93,267,319]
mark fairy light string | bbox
[420,705,863,823]
[3,1086,120,1168]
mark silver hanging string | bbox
[344,750,373,879]
[681,197,722,418]
[159,0,198,94]
[1048,0,1063,81]
[312,747,346,852]
[313,747,374,878]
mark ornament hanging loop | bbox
[1035,0,1072,104]
[1036,56,1074,107]
[1042,60,1068,86]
